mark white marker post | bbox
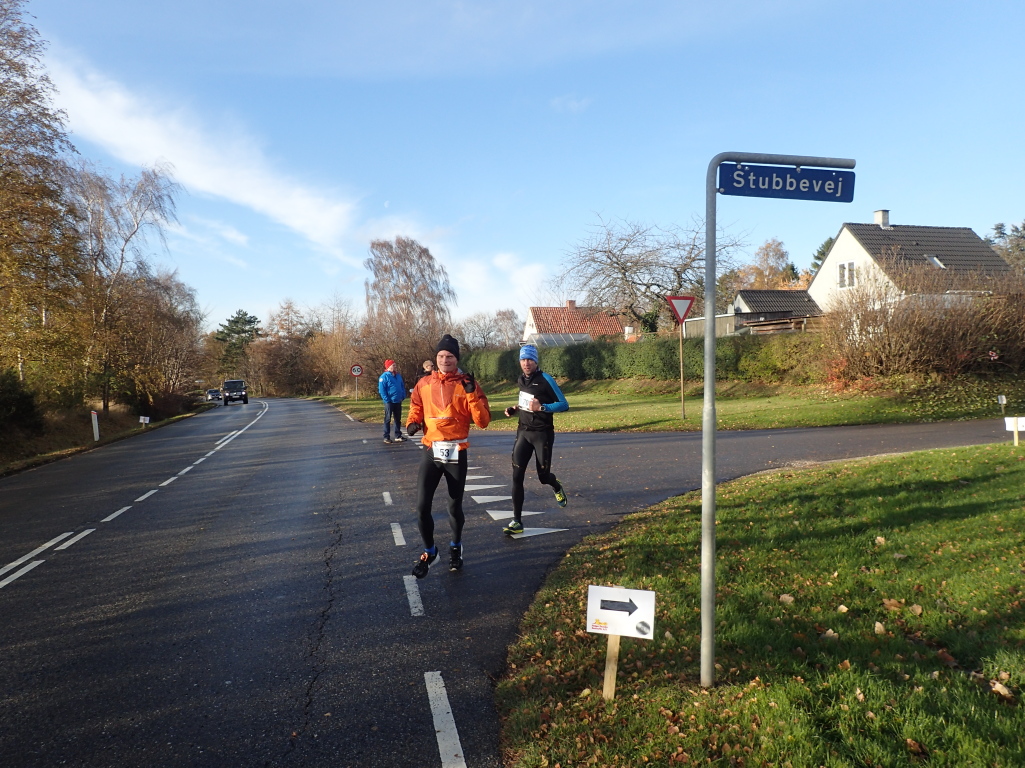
[585,585,656,700]
[91,410,100,442]
[139,416,150,428]
[1005,416,1025,446]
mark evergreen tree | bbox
[216,310,261,376]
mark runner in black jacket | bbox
[501,344,569,535]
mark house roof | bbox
[843,224,1011,280]
[528,305,624,336]
[735,289,822,315]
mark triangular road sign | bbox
[666,295,695,323]
[506,527,568,538]
[472,495,512,504]
[485,510,545,521]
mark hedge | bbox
[461,334,825,383]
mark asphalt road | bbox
[0,399,1008,767]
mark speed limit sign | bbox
[350,364,363,377]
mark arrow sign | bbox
[600,598,638,615]
[586,585,656,640]
[666,295,695,323]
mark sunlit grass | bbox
[496,443,1025,767]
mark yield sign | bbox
[666,295,695,323]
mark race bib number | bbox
[518,391,535,411]
[432,440,460,463]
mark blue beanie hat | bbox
[519,344,539,363]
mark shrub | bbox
[0,369,44,435]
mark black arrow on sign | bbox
[600,598,638,615]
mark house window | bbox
[838,261,856,288]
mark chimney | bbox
[565,299,576,310]
[874,209,890,228]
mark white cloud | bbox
[550,94,592,114]
[46,52,361,264]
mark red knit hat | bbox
[384,359,395,369]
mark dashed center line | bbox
[134,490,158,502]
[0,561,45,589]
[403,575,424,617]
[159,476,178,487]
[55,529,95,550]
[177,466,194,476]
[390,523,406,546]
[424,671,467,768]
[0,532,73,577]
[383,491,393,505]
[102,506,131,523]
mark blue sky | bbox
[31,0,1025,330]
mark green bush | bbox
[462,333,826,383]
[0,369,44,435]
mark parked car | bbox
[206,389,221,401]
[222,379,248,405]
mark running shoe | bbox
[449,543,463,571]
[553,481,568,508]
[383,437,393,444]
[412,549,438,579]
[395,434,406,442]
[503,520,524,535]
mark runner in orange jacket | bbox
[406,334,491,577]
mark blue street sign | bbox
[718,162,855,203]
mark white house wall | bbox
[808,226,895,311]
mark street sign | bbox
[350,364,363,377]
[666,295,695,323]
[718,162,855,203]
[586,585,656,640]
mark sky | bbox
[28,0,1025,331]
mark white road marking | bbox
[486,510,545,521]
[463,484,505,492]
[424,671,467,768]
[212,403,269,451]
[102,506,131,522]
[505,527,569,538]
[135,490,158,502]
[362,439,368,444]
[390,523,406,546]
[383,492,393,505]
[464,475,493,480]
[205,451,216,457]
[0,532,73,577]
[215,430,238,445]
[471,495,512,504]
[345,413,355,421]
[403,575,424,616]
[159,476,178,487]
[177,466,194,476]
[0,560,45,589]
[466,466,482,470]
[55,529,96,550]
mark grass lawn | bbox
[311,377,1022,432]
[496,443,1025,767]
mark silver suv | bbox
[222,380,248,405]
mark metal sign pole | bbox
[701,152,856,688]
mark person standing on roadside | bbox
[378,359,407,444]
[406,335,491,577]
[501,344,569,535]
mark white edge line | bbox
[0,532,73,577]
[424,671,467,768]
[403,575,424,617]
[390,523,406,546]
[0,560,45,589]
[55,529,96,550]
[159,476,178,487]
[102,506,131,522]
[135,489,158,502]
[346,413,354,421]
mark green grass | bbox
[311,376,1025,432]
[495,443,1025,767]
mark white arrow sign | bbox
[586,585,656,639]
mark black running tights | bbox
[511,429,558,518]
[415,445,468,550]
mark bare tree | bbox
[494,308,523,347]
[362,236,456,374]
[559,215,745,330]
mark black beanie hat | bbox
[436,334,461,360]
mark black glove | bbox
[504,406,518,418]
[407,422,421,436]
[462,372,476,394]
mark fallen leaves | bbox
[837,604,849,613]
[779,594,795,605]
[874,621,886,635]
[882,598,903,611]
[936,649,959,668]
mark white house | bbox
[808,210,1012,311]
